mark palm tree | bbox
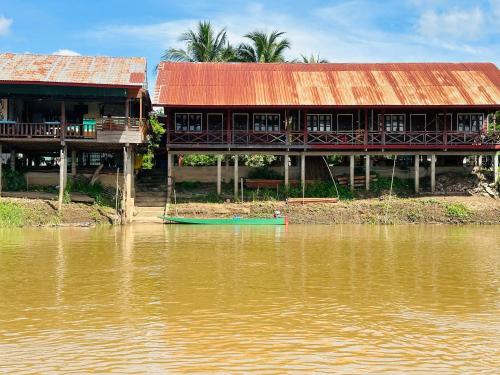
[300,54,329,63]
[237,30,290,63]
[161,21,235,62]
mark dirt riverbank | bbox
[166,196,500,225]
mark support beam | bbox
[301,153,305,197]
[216,155,222,196]
[10,150,15,170]
[284,154,289,188]
[0,144,2,196]
[71,150,77,176]
[414,155,420,193]
[494,152,499,185]
[234,154,239,200]
[167,152,173,201]
[349,155,355,192]
[58,144,67,211]
[365,155,370,191]
[430,154,436,193]
[478,155,483,168]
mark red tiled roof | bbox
[0,53,147,88]
[154,62,500,107]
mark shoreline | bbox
[1,195,499,227]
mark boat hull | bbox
[160,216,286,225]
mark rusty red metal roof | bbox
[154,62,500,107]
[0,53,147,88]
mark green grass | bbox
[369,175,413,196]
[444,202,471,220]
[0,201,25,227]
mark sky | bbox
[0,0,499,87]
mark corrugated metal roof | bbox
[154,62,500,107]
[0,53,147,88]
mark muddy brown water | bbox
[0,224,499,373]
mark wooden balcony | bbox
[166,129,500,150]
[0,117,146,144]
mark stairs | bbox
[133,170,168,223]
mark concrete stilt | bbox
[430,154,436,193]
[414,155,420,193]
[71,150,77,176]
[234,154,239,200]
[10,150,15,170]
[58,144,67,211]
[349,155,355,192]
[284,154,289,188]
[301,153,305,197]
[494,152,499,184]
[216,155,222,195]
[365,155,370,191]
[478,155,483,168]
[167,152,173,201]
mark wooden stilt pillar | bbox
[478,155,483,168]
[234,154,239,200]
[349,155,355,192]
[414,155,420,193]
[216,155,222,196]
[58,144,67,211]
[71,150,77,177]
[430,154,436,193]
[365,155,370,191]
[0,144,2,196]
[494,152,499,184]
[301,153,306,196]
[10,150,15,170]
[284,154,289,188]
[167,152,173,201]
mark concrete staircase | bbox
[133,170,168,223]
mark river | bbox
[0,224,499,373]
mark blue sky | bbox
[0,0,499,86]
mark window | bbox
[233,113,249,131]
[207,113,223,132]
[307,114,332,132]
[337,114,353,132]
[457,113,483,132]
[378,114,405,132]
[175,113,202,132]
[410,114,426,132]
[253,114,280,132]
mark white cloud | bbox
[0,15,13,36]
[52,49,81,56]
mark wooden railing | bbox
[0,117,144,140]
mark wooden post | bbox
[71,150,77,176]
[10,149,15,170]
[284,154,289,188]
[122,146,128,212]
[125,98,130,129]
[414,155,420,193]
[301,153,305,196]
[494,152,499,184]
[167,152,173,201]
[216,155,222,196]
[349,155,355,192]
[365,155,370,191]
[478,155,483,168]
[430,154,436,193]
[60,101,66,140]
[139,95,143,127]
[58,144,67,211]
[0,144,2,196]
[234,154,239,200]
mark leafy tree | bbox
[300,53,329,63]
[161,21,236,62]
[142,115,166,169]
[236,30,290,62]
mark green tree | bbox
[161,21,235,62]
[300,53,329,63]
[237,30,291,62]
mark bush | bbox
[288,181,355,200]
[2,168,26,191]
[177,181,202,190]
[66,178,114,206]
[182,154,217,166]
[445,203,471,220]
[370,175,412,196]
[0,201,25,227]
[247,166,283,180]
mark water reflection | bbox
[0,224,499,373]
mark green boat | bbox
[160,216,287,225]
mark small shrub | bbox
[444,203,471,220]
[182,154,217,166]
[177,181,202,190]
[2,168,26,191]
[287,181,355,200]
[370,175,412,196]
[247,166,283,180]
[0,201,25,227]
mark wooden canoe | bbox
[160,216,287,225]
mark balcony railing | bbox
[0,117,145,140]
[166,129,500,148]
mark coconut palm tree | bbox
[236,30,291,63]
[300,54,329,63]
[161,21,235,62]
